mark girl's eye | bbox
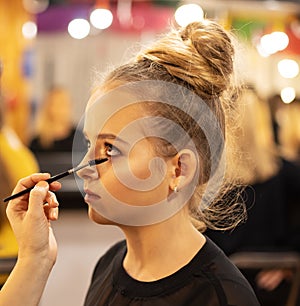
[105,142,121,157]
[85,139,91,150]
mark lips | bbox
[84,188,101,202]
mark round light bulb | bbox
[22,21,37,39]
[271,31,289,51]
[259,31,289,56]
[68,18,90,39]
[278,59,299,79]
[175,4,204,27]
[281,87,296,104]
[90,8,113,30]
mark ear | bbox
[169,149,198,192]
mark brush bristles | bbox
[88,158,108,166]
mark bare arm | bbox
[0,173,61,306]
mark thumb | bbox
[28,181,49,216]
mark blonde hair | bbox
[226,88,280,185]
[278,100,300,162]
[98,21,245,231]
[35,86,72,148]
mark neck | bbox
[120,210,206,282]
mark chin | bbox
[88,206,115,225]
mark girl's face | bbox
[77,95,174,226]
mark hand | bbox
[256,269,293,291]
[6,173,61,265]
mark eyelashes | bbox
[85,139,91,149]
[104,142,121,157]
[84,139,121,157]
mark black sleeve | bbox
[280,159,300,250]
[280,159,300,199]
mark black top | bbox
[84,237,260,306]
[29,128,78,153]
[206,159,300,255]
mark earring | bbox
[174,186,178,193]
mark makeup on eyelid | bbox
[104,142,121,157]
[85,136,123,159]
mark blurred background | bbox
[1,0,300,144]
[1,0,300,305]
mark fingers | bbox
[13,173,62,193]
[45,191,59,208]
[13,173,51,194]
[28,181,50,216]
[44,205,59,221]
[7,173,62,223]
[8,173,62,204]
[49,181,62,192]
[28,182,61,220]
[43,191,59,221]
[256,269,286,291]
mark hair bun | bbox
[138,20,235,100]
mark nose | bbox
[76,154,99,180]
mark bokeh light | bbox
[175,4,204,27]
[90,8,113,30]
[257,31,289,57]
[281,87,296,104]
[22,0,49,14]
[22,21,37,39]
[68,18,90,39]
[278,59,299,78]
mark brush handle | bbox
[3,170,71,202]
[2,158,108,203]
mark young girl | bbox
[5,20,260,305]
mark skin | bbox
[256,269,293,291]
[0,174,60,306]
[1,89,206,304]
[77,95,206,281]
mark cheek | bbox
[127,143,167,180]
[100,161,170,206]
[129,156,152,180]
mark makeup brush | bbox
[3,158,108,202]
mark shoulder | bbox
[196,237,260,305]
[280,158,300,175]
[91,240,126,280]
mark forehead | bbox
[84,89,146,138]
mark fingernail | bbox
[52,198,59,207]
[51,210,58,219]
[35,181,48,189]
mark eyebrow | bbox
[97,133,129,145]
